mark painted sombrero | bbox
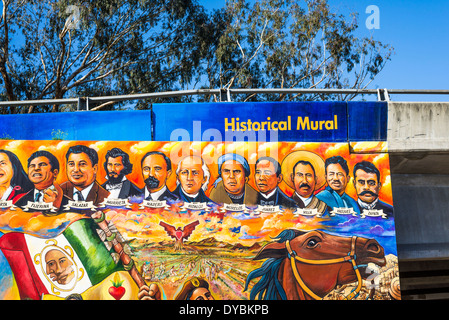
[280,150,326,190]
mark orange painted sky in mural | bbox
[0,140,392,243]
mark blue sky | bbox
[201,0,449,102]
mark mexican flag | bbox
[0,218,123,300]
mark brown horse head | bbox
[246,229,386,300]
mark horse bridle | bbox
[285,236,364,300]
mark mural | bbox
[0,140,400,300]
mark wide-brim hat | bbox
[281,150,326,190]
[174,277,210,300]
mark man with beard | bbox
[140,151,178,202]
[353,160,394,217]
[316,156,360,214]
[101,148,141,199]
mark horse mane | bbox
[244,258,286,300]
[272,229,305,243]
[244,229,306,300]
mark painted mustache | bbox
[145,176,160,189]
[299,183,311,189]
[358,190,377,197]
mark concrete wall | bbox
[388,102,449,153]
[388,102,449,260]
[392,173,449,260]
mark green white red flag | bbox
[0,218,123,300]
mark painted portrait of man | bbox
[141,151,178,202]
[173,155,212,203]
[353,160,394,217]
[254,156,297,209]
[209,153,258,206]
[281,150,329,216]
[15,150,69,213]
[316,155,360,214]
[61,145,110,208]
[102,148,141,199]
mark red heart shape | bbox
[175,230,183,240]
[109,286,125,300]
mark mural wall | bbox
[0,139,400,300]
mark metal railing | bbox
[0,88,448,111]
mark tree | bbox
[0,0,212,113]
[200,0,393,102]
[0,0,393,111]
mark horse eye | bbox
[306,238,320,248]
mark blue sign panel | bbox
[0,110,152,141]
[153,101,349,142]
[0,101,388,142]
[347,101,388,141]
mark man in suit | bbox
[102,148,142,199]
[141,151,178,202]
[15,150,69,214]
[254,156,297,209]
[61,145,109,210]
[173,155,212,203]
[353,160,394,217]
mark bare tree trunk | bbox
[0,1,15,102]
[0,63,15,101]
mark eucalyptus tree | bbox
[0,0,394,111]
[0,0,211,113]
[201,0,393,102]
